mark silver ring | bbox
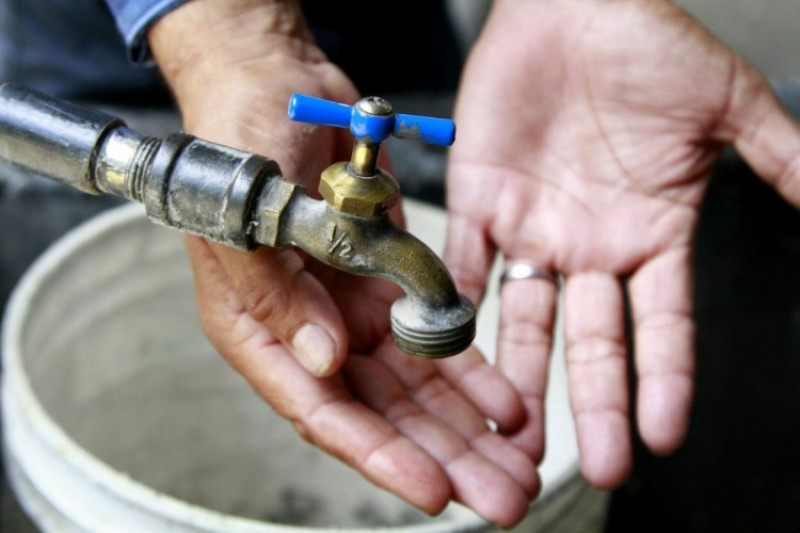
[500,263,560,288]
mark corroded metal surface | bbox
[0,83,476,357]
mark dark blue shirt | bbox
[0,0,462,103]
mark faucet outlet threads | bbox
[319,161,399,217]
[390,295,477,358]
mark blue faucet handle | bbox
[287,94,455,146]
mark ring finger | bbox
[496,259,561,462]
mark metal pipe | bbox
[0,83,123,194]
[0,83,475,357]
[0,83,280,250]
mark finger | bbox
[495,266,560,463]
[564,272,632,489]
[443,212,496,306]
[376,347,539,498]
[186,239,453,515]
[628,245,694,454]
[185,236,347,377]
[345,354,533,528]
[436,347,527,432]
[720,62,800,204]
[435,349,540,497]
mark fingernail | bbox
[292,324,336,377]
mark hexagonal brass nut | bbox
[254,178,298,246]
[319,162,400,217]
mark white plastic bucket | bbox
[2,199,607,531]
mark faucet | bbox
[0,84,476,358]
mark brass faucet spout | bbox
[254,191,476,357]
[287,196,460,306]
[0,84,476,358]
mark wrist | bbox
[148,0,318,93]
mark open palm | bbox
[446,0,800,488]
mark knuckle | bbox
[241,282,291,326]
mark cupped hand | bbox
[149,0,538,526]
[446,0,800,488]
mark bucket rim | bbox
[1,202,492,532]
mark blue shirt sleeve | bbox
[104,0,189,65]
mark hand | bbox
[446,0,800,488]
[149,0,538,526]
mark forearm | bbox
[149,1,314,76]
[140,0,353,164]
[148,0,318,94]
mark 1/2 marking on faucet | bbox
[327,223,354,259]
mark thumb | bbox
[721,64,800,203]
[184,236,348,377]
